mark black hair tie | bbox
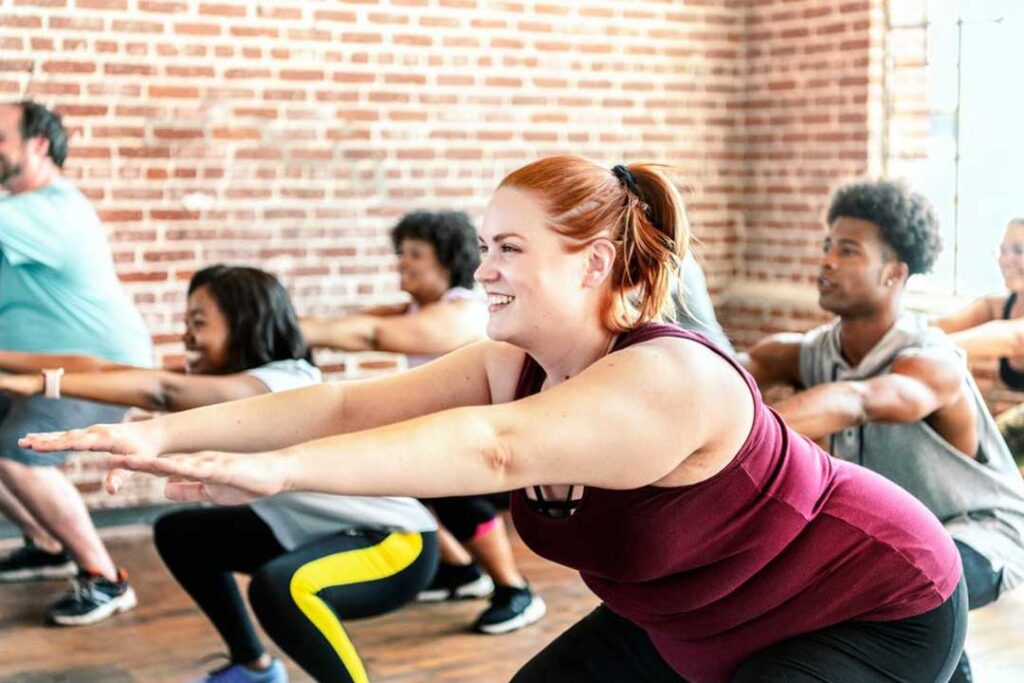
[611,164,640,197]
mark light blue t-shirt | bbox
[0,179,152,365]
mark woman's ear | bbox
[584,238,617,288]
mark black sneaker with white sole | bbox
[417,562,495,602]
[48,568,137,626]
[473,584,546,635]
[0,539,76,582]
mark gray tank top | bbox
[800,314,1024,591]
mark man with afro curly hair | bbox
[742,180,1024,683]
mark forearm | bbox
[949,321,1024,360]
[283,405,514,498]
[152,383,349,455]
[57,370,179,412]
[301,317,378,351]
[0,350,120,374]
[773,383,867,440]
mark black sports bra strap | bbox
[1004,292,1017,320]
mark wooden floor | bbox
[0,522,1021,682]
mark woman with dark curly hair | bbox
[301,210,485,363]
[933,217,1024,471]
[302,210,547,635]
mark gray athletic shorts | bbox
[0,393,127,467]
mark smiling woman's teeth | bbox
[489,294,515,306]
[184,350,202,364]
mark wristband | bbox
[42,368,64,400]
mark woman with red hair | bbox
[25,155,966,682]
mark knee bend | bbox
[248,566,294,623]
[152,512,201,567]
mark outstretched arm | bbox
[738,333,804,391]
[773,351,963,440]
[20,340,500,459]
[0,368,272,412]
[301,300,486,355]
[29,339,741,506]
[946,320,1024,360]
[931,296,997,334]
[0,350,126,374]
[931,296,1024,360]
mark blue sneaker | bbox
[188,658,288,683]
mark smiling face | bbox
[817,216,906,319]
[396,237,451,303]
[998,221,1024,292]
[181,285,231,374]
[475,187,608,346]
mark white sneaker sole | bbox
[0,562,77,583]
[476,595,547,635]
[50,586,138,626]
[418,574,495,602]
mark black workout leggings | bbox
[513,577,968,683]
[423,495,500,543]
[950,540,1005,683]
[154,506,438,683]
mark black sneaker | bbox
[417,562,495,602]
[0,539,76,582]
[472,584,546,634]
[48,568,137,626]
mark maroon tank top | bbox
[511,323,961,683]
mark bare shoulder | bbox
[479,341,528,405]
[594,335,749,404]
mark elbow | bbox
[145,378,175,412]
[477,422,518,487]
[146,389,171,412]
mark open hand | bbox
[19,422,164,495]
[107,450,292,505]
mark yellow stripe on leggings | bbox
[289,531,424,683]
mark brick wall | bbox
[2,0,747,367]
[717,0,885,346]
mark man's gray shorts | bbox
[0,393,127,467]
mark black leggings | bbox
[513,577,968,683]
[950,540,1004,683]
[154,506,438,683]
[423,495,500,543]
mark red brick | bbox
[75,0,126,9]
[199,2,246,16]
[138,1,186,11]
[174,22,221,36]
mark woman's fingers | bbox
[105,450,279,503]
[20,427,123,453]
[164,481,210,502]
[105,467,130,495]
[108,453,201,479]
